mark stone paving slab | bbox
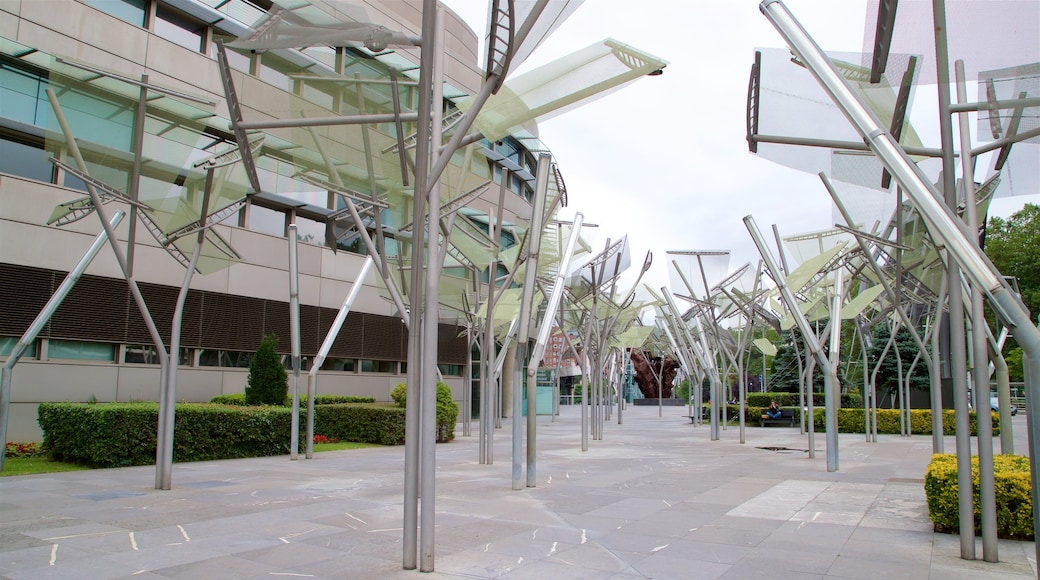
[0,406,1035,579]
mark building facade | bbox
[0,0,541,440]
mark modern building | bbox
[0,0,546,441]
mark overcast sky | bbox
[439,0,1039,302]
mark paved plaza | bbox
[1,405,1035,579]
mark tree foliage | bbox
[246,335,288,405]
[986,203,1040,320]
[866,323,930,406]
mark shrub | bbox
[925,453,1032,540]
[210,393,376,406]
[37,401,410,467]
[747,392,860,408]
[245,335,287,405]
[809,408,997,436]
[391,382,458,442]
[314,404,406,445]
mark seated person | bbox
[765,400,782,419]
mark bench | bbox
[684,405,710,423]
[759,408,796,427]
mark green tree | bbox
[245,335,288,405]
[769,331,802,393]
[866,323,929,406]
[986,203,1039,320]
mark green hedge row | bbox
[746,392,862,408]
[925,454,1032,540]
[209,393,376,406]
[714,405,997,436]
[38,401,408,468]
[808,408,998,436]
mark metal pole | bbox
[744,214,837,469]
[305,257,374,458]
[827,269,842,471]
[288,225,302,460]
[417,6,444,570]
[45,88,172,488]
[0,211,124,469]
[955,59,997,562]
[524,209,583,481]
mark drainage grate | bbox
[756,446,808,453]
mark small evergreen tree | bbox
[245,334,287,405]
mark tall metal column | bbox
[955,60,997,561]
[288,225,302,460]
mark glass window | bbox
[83,0,147,27]
[320,358,355,372]
[259,53,295,92]
[48,340,115,361]
[199,349,253,368]
[155,6,206,52]
[438,364,463,377]
[124,345,190,365]
[247,204,286,237]
[280,355,310,371]
[0,62,48,126]
[294,217,325,246]
[360,359,396,373]
[0,336,37,358]
[211,38,253,73]
[0,136,54,183]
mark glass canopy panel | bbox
[781,229,851,273]
[666,251,729,300]
[862,0,1039,85]
[753,48,923,189]
[976,63,1039,199]
[459,39,668,141]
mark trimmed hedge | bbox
[390,382,458,443]
[713,404,997,436]
[38,401,406,468]
[925,453,1032,540]
[747,392,862,408]
[210,393,376,406]
[808,408,998,436]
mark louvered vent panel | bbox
[438,323,468,364]
[201,292,264,351]
[361,312,405,360]
[300,304,321,354]
[126,283,204,347]
[329,311,364,358]
[0,264,54,337]
[262,300,291,353]
[50,275,128,342]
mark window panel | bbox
[0,336,37,358]
[320,358,355,372]
[124,345,190,365]
[49,339,115,361]
[0,136,54,183]
[360,359,396,373]
[83,0,147,27]
[155,6,206,52]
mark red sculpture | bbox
[629,349,679,398]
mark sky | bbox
[439,0,1039,305]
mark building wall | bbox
[0,0,507,441]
